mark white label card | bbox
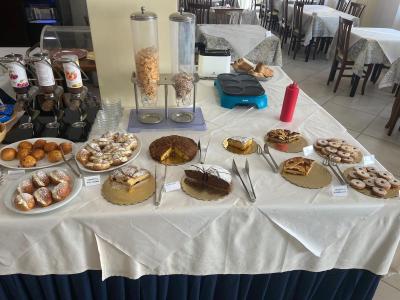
[84,175,101,187]
[164,181,181,193]
[331,185,348,197]
[363,155,376,167]
[8,169,25,179]
[303,145,314,157]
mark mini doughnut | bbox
[321,147,330,156]
[340,145,353,152]
[313,143,323,151]
[389,178,400,189]
[328,141,341,148]
[368,172,377,179]
[329,155,341,163]
[337,151,351,158]
[353,166,366,172]
[325,146,338,154]
[350,179,366,190]
[342,157,354,164]
[372,187,387,198]
[356,169,370,179]
[363,178,376,188]
[317,139,329,147]
[374,178,391,190]
[366,167,378,174]
[348,170,360,179]
[378,171,394,181]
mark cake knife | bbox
[232,159,256,202]
[154,165,158,206]
[155,165,167,207]
[198,140,202,164]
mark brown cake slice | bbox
[283,157,315,176]
[149,135,197,163]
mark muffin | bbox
[44,142,58,153]
[48,150,63,163]
[20,155,37,168]
[18,141,33,151]
[33,139,47,149]
[59,142,73,155]
[32,148,46,161]
[17,148,31,160]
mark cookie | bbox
[353,166,366,172]
[317,139,329,147]
[350,179,366,190]
[368,172,377,179]
[356,169,370,179]
[366,167,377,174]
[313,143,323,151]
[389,178,400,189]
[363,178,375,188]
[337,151,351,158]
[375,178,391,190]
[340,145,353,152]
[325,146,338,154]
[342,157,354,164]
[372,187,387,198]
[348,170,359,179]
[378,171,394,181]
[328,141,341,149]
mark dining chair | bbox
[336,0,351,12]
[288,2,305,60]
[222,0,236,6]
[318,0,325,4]
[178,0,189,11]
[260,0,279,31]
[385,93,400,136]
[327,17,373,95]
[300,0,315,4]
[187,0,212,24]
[347,2,366,18]
[279,0,290,46]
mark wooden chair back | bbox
[222,0,236,6]
[336,0,351,12]
[300,0,315,4]
[282,0,289,26]
[178,0,188,11]
[347,2,366,18]
[293,2,304,34]
[187,0,212,24]
[336,17,353,61]
[318,0,325,4]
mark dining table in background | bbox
[209,7,259,24]
[287,4,359,46]
[196,24,282,64]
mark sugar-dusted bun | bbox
[34,187,53,207]
[77,149,91,165]
[14,193,35,211]
[1,148,17,161]
[32,170,50,188]
[17,178,35,194]
[48,170,71,185]
[52,182,72,202]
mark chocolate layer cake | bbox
[184,164,231,195]
[149,135,197,163]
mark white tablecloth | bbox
[0,66,399,280]
[288,5,360,46]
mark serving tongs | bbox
[322,158,345,185]
[328,155,347,185]
[60,148,82,178]
[232,159,256,202]
[155,164,167,207]
[256,144,277,173]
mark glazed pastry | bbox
[52,182,72,202]
[18,148,31,160]
[32,148,45,161]
[59,142,73,154]
[317,139,329,147]
[17,178,35,194]
[48,170,71,184]
[43,142,58,153]
[266,129,300,144]
[47,150,63,163]
[77,149,91,165]
[341,157,354,164]
[377,171,394,181]
[366,167,377,174]
[375,178,391,190]
[20,155,37,168]
[356,169,370,179]
[283,157,315,176]
[350,179,366,190]
[32,170,50,187]
[328,142,341,149]
[1,148,17,161]
[353,166,366,172]
[18,141,33,151]
[389,178,400,189]
[14,193,35,211]
[34,187,53,207]
[348,170,359,179]
[227,136,253,151]
[372,186,387,198]
[33,139,47,149]
[363,178,375,188]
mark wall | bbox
[359,0,400,27]
[86,0,176,105]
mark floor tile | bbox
[373,281,400,300]
[299,78,334,106]
[357,134,400,177]
[347,130,360,138]
[330,93,390,116]
[323,102,376,132]
[364,117,400,146]
[383,274,400,291]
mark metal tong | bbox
[256,143,278,173]
[198,139,211,164]
[60,148,82,178]
[322,158,345,185]
[232,159,256,202]
[155,164,167,207]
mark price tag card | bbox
[164,181,181,193]
[363,155,376,166]
[84,175,101,187]
[303,145,314,157]
[331,185,348,197]
[8,169,26,180]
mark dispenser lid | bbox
[130,6,157,21]
[169,8,195,22]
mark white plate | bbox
[74,135,141,173]
[4,167,83,215]
[0,138,77,170]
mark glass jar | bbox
[5,54,30,94]
[170,9,195,107]
[61,54,83,94]
[32,52,56,94]
[130,7,160,106]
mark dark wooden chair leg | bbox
[327,59,339,85]
[350,75,360,97]
[392,84,398,94]
[387,98,400,136]
[293,37,299,60]
[305,39,313,62]
[361,64,373,95]
[333,64,345,93]
[312,38,320,60]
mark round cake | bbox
[149,135,197,164]
[102,165,155,205]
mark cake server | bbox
[245,159,256,199]
[256,144,276,173]
[154,165,158,206]
[263,144,279,171]
[201,138,211,164]
[155,165,167,207]
[232,159,256,202]
[198,140,202,164]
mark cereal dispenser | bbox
[169,9,196,122]
[130,7,162,124]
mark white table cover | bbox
[0,67,399,280]
[288,5,359,46]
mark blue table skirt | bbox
[0,269,380,300]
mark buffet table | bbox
[0,66,399,299]
[196,25,282,64]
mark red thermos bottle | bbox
[280,82,299,122]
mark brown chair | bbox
[385,93,400,136]
[300,0,315,4]
[288,2,305,60]
[187,0,212,24]
[327,17,373,95]
[279,0,290,46]
[347,2,366,18]
[178,0,189,11]
[336,0,351,12]
[260,0,279,31]
[318,0,325,4]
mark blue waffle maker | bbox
[214,73,267,109]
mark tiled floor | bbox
[280,45,400,299]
